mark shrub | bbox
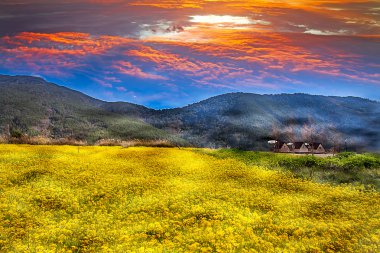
[95,139,122,146]
[52,138,87,146]
[342,154,380,171]
[121,139,176,148]
[27,136,51,145]
[10,129,23,138]
[7,136,87,146]
[0,135,8,143]
[336,152,356,159]
[278,155,321,170]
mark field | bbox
[0,145,379,252]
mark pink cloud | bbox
[113,61,168,80]
[116,86,127,91]
[93,78,113,88]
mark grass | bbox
[0,144,379,252]
[198,149,380,191]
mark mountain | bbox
[147,93,380,150]
[1,74,379,150]
[0,74,183,144]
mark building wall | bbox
[279,145,291,153]
[295,145,309,153]
[315,145,326,154]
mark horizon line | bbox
[1,73,379,110]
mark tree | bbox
[270,122,281,151]
[327,124,344,154]
[301,117,323,155]
[283,118,296,143]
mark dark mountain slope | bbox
[99,102,153,118]
[1,74,379,150]
[0,75,182,144]
[147,93,380,150]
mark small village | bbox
[269,140,326,154]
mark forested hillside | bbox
[1,74,379,150]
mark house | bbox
[293,142,310,153]
[270,140,327,154]
[271,141,284,152]
[311,143,326,154]
[279,143,292,153]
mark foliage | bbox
[10,129,23,138]
[0,145,379,252]
[121,139,179,148]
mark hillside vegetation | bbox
[148,93,380,150]
[0,75,183,145]
[1,74,379,151]
[0,145,379,252]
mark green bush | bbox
[10,129,23,138]
[335,152,356,159]
[341,155,380,171]
[278,156,320,170]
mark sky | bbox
[0,0,379,108]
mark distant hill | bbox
[147,93,380,150]
[0,75,183,145]
[1,74,379,150]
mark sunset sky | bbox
[0,0,379,108]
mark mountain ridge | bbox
[1,74,379,150]
[2,74,378,108]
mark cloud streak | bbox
[114,61,168,80]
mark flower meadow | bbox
[0,145,379,252]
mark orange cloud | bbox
[4,32,133,55]
[140,24,380,86]
[0,32,136,76]
[143,29,335,72]
[128,0,374,9]
[1,29,379,89]
[129,0,379,38]
[129,0,204,9]
[125,44,257,88]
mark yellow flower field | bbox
[0,145,379,252]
